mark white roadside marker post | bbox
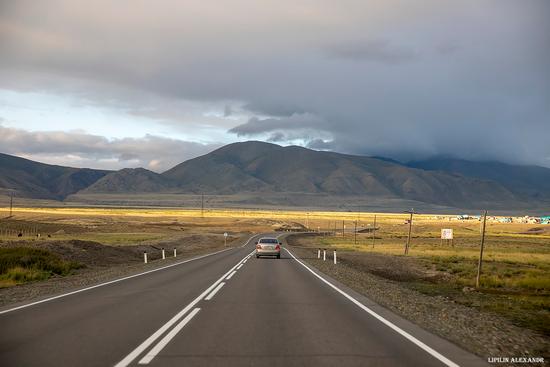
[174,248,177,257]
[162,248,166,260]
[144,251,148,264]
[334,250,337,264]
[224,232,228,247]
[323,249,326,261]
[317,248,321,259]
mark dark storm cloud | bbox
[0,124,220,172]
[229,113,324,136]
[327,39,416,64]
[1,0,549,167]
[242,102,307,118]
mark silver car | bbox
[255,237,281,258]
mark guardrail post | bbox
[144,251,148,264]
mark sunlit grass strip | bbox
[0,206,457,220]
[1,206,531,223]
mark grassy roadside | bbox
[0,247,82,288]
[290,231,550,337]
[0,211,269,291]
[286,234,550,360]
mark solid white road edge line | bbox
[1,234,260,316]
[114,250,255,367]
[226,271,237,280]
[284,248,460,367]
[138,307,201,365]
[0,247,232,316]
[204,282,225,301]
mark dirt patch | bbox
[0,240,140,268]
[521,227,550,235]
[339,252,448,283]
[287,235,449,283]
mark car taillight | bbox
[275,244,280,250]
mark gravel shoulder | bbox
[285,234,549,366]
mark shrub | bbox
[0,247,81,286]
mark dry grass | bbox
[311,219,550,290]
[2,206,457,222]
[290,217,550,335]
[1,206,548,334]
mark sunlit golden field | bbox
[2,206,548,291]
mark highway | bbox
[0,234,486,366]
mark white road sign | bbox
[441,229,453,240]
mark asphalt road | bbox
[0,233,486,367]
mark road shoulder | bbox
[284,239,493,367]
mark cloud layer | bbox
[0,124,220,172]
[1,0,549,167]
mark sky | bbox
[0,0,549,172]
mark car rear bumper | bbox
[256,249,281,256]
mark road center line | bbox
[285,248,460,367]
[138,307,201,365]
[226,271,237,280]
[204,282,225,301]
[114,250,255,367]
[236,263,244,270]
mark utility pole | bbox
[372,214,376,248]
[342,220,345,238]
[404,208,417,255]
[201,193,204,218]
[354,220,357,246]
[306,212,309,230]
[476,210,488,288]
[9,191,14,218]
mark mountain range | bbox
[1,141,549,210]
[0,153,109,200]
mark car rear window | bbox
[259,238,278,244]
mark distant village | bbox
[450,214,550,225]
